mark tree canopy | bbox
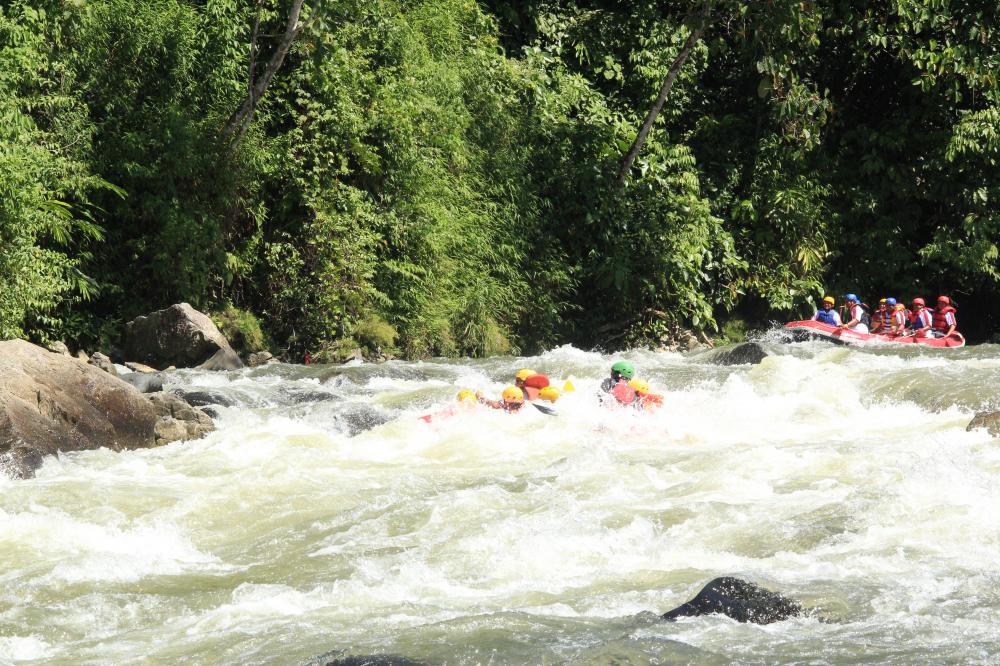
[1,0,997,354]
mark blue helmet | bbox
[845,293,859,303]
[885,297,897,306]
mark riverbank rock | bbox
[661,577,801,624]
[147,392,215,446]
[88,351,118,377]
[45,341,71,356]
[247,350,274,367]
[124,303,243,370]
[967,411,1000,437]
[708,342,768,366]
[0,340,158,479]
[120,372,164,394]
[125,361,159,373]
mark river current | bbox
[2,338,999,664]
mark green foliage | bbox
[211,304,267,355]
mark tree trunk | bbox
[221,0,306,152]
[614,2,713,191]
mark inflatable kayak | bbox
[783,320,965,348]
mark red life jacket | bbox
[891,309,907,328]
[523,374,550,390]
[871,308,887,327]
[910,306,933,329]
[610,380,636,405]
[932,306,957,332]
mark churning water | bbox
[2,339,999,664]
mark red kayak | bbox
[783,320,965,348]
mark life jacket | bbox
[814,309,838,326]
[610,380,636,406]
[636,392,664,411]
[910,306,933,329]
[845,302,870,328]
[523,374,549,389]
[871,308,887,328]
[932,306,957,332]
[890,309,907,328]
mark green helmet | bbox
[611,361,635,379]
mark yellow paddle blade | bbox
[562,380,576,393]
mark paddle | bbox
[532,402,557,416]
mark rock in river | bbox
[661,577,801,624]
[124,302,243,370]
[967,411,1000,437]
[0,340,158,479]
[708,342,769,366]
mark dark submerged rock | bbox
[124,302,242,370]
[197,347,244,371]
[661,577,801,624]
[709,342,769,366]
[308,654,425,666]
[172,388,238,408]
[967,411,1000,437]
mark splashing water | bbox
[1,341,998,664]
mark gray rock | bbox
[88,351,118,377]
[968,411,1000,437]
[662,576,801,624]
[709,342,768,366]
[247,351,274,367]
[172,389,237,408]
[120,372,164,394]
[308,655,425,666]
[147,392,215,446]
[0,340,158,479]
[124,302,241,370]
[124,361,159,373]
[45,341,71,356]
[197,347,243,371]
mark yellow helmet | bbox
[501,386,524,403]
[456,389,476,403]
[628,379,650,394]
[538,386,561,403]
[515,368,536,382]
[879,298,887,304]
[822,296,835,305]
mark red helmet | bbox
[912,297,925,306]
[937,295,951,305]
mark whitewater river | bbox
[2,338,999,664]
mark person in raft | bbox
[514,368,551,401]
[869,298,889,333]
[600,361,638,406]
[628,379,664,411]
[907,297,934,336]
[930,295,958,337]
[838,293,870,333]
[476,386,526,413]
[812,296,842,326]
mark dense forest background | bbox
[2,0,998,358]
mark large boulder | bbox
[0,340,158,479]
[661,577,801,624]
[968,411,1000,437]
[88,351,118,377]
[124,303,243,370]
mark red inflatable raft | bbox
[783,320,965,348]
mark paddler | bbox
[931,296,958,337]
[869,298,888,333]
[515,369,551,401]
[838,294,870,333]
[628,379,664,411]
[811,296,842,326]
[476,386,526,413]
[600,361,637,406]
[907,298,934,336]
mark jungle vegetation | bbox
[2,0,998,356]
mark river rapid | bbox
[2,338,999,665]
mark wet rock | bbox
[119,372,164,394]
[0,339,158,479]
[967,411,1000,437]
[661,577,801,624]
[125,361,159,373]
[88,351,119,377]
[247,350,274,367]
[709,342,768,366]
[147,392,215,446]
[45,341,71,356]
[197,347,243,371]
[337,403,391,436]
[124,302,242,370]
[172,388,237,408]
